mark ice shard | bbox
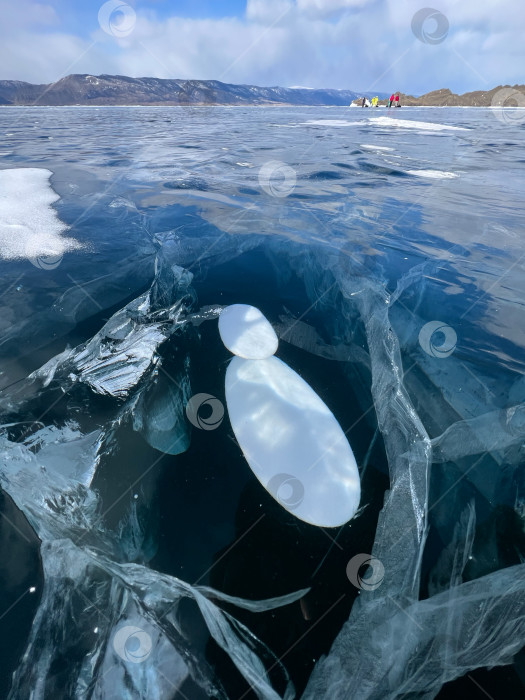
[132,359,192,455]
[430,404,525,462]
[0,238,309,699]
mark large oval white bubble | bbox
[219,304,278,359]
[225,355,361,527]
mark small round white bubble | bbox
[219,304,278,359]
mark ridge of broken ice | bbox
[28,262,194,400]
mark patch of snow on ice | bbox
[0,168,83,261]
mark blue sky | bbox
[1,0,523,94]
[45,0,249,31]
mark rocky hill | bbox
[0,74,369,107]
[352,85,525,107]
[403,85,525,106]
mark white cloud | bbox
[296,0,369,18]
[246,0,293,24]
[0,0,524,93]
[0,1,58,29]
[0,32,91,84]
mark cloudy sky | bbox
[0,0,522,94]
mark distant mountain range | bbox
[0,74,370,106]
[0,75,522,107]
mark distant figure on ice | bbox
[395,92,401,107]
[361,97,370,107]
[371,96,379,107]
[388,93,394,108]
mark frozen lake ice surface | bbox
[0,105,524,699]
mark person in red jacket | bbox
[395,92,401,107]
[389,94,394,108]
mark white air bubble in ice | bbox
[220,304,360,526]
[218,304,278,359]
[223,351,360,527]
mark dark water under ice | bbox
[0,105,524,699]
